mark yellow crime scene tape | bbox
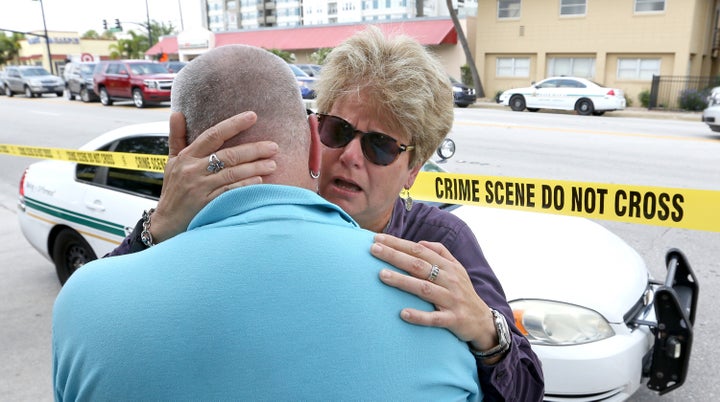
[2,144,719,233]
[0,144,168,172]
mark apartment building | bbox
[205,0,477,31]
[472,0,720,104]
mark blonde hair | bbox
[315,25,454,168]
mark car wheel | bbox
[24,86,34,98]
[52,229,97,285]
[56,91,64,97]
[709,125,720,132]
[132,88,146,108]
[80,87,91,102]
[99,87,113,106]
[575,99,594,116]
[527,108,540,112]
[4,85,13,97]
[509,95,526,112]
[455,103,469,108]
[592,111,605,116]
[66,87,75,100]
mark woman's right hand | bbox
[150,111,279,243]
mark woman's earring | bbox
[402,186,413,211]
[310,169,320,179]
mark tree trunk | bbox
[445,1,484,98]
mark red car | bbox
[93,60,174,108]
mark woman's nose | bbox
[339,134,365,167]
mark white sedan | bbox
[18,122,696,401]
[498,76,626,116]
[701,105,720,132]
[701,103,720,132]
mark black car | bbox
[450,77,477,108]
[64,62,98,102]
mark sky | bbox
[0,0,203,36]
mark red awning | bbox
[147,19,456,56]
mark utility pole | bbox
[145,0,153,47]
[34,0,54,75]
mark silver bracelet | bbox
[140,208,156,248]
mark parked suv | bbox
[0,69,7,96]
[93,60,174,108]
[64,61,98,102]
[3,65,64,98]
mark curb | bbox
[470,100,702,122]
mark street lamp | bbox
[33,0,54,75]
[145,0,153,48]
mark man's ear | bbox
[307,113,322,176]
[405,163,423,189]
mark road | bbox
[0,96,718,400]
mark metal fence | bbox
[648,75,720,111]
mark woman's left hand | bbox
[371,233,500,353]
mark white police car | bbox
[18,122,696,400]
[498,76,626,116]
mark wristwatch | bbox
[470,309,512,359]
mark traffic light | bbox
[102,19,107,30]
[114,19,122,30]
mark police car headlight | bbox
[144,80,159,89]
[510,299,614,345]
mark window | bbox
[635,0,665,12]
[617,58,661,80]
[547,57,595,78]
[560,0,586,16]
[91,136,169,199]
[496,57,530,77]
[498,0,521,19]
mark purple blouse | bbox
[385,198,544,401]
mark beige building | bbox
[14,31,115,76]
[469,0,720,104]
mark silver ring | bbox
[207,153,225,174]
[427,264,440,282]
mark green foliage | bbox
[99,30,118,40]
[266,48,295,63]
[0,31,24,65]
[81,30,100,40]
[624,94,633,107]
[310,48,332,64]
[494,89,504,103]
[638,89,651,108]
[109,31,149,59]
[460,64,473,86]
[678,88,709,111]
[149,20,177,47]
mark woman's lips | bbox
[333,178,361,192]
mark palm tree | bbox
[109,31,149,59]
[0,32,24,65]
[445,0,484,98]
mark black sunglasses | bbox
[316,113,415,166]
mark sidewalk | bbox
[471,99,703,122]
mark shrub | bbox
[638,89,651,108]
[624,94,633,107]
[494,89,504,103]
[460,64,473,86]
[678,88,708,111]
